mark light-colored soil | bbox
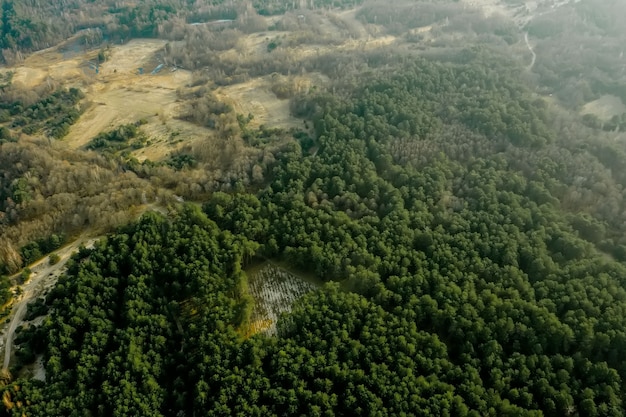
[0,236,99,372]
[134,119,211,162]
[1,9,398,163]
[582,95,626,121]
[32,355,46,381]
[10,67,48,88]
[460,0,573,27]
[2,38,211,162]
[66,77,187,149]
[63,40,199,159]
[461,0,519,19]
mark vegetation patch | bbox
[244,263,318,336]
[3,88,83,139]
[87,121,149,153]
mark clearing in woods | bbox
[243,262,321,337]
[216,76,313,130]
[62,39,213,160]
[582,95,626,121]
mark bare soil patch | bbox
[135,118,213,162]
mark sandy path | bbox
[524,32,536,71]
[1,236,99,371]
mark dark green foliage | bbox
[0,275,10,306]
[24,298,47,321]
[199,58,626,415]
[20,234,66,266]
[1,88,83,138]
[8,50,626,415]
[5,9,626,415]
[18,267,30,284]
[0,126,13,144]
[2,207,255,416]
[48,253,60,265]
[266,39,279,52]
[166,153,197,170]
[87,122,146,152]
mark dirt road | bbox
[524,32,536,71]
[1,237,99,371]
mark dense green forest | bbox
[4,47,626,415]
[3,0,626,415]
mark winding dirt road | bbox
[524,32,536,71]
[1,236,99,371]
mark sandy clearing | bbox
[100,39,167,75]
[65,82,183,149]
[461,0,575,28]
[10,67,48,89]
[58,39,194,153]
[262,33,396,65]
[221,31,291,61]
[23,50,65,68]
[582,95,626,121]
[460,0,516,19]
[135,118,213,162]
[3,38,196,159]
[0,37,199,158]
[216,77,302,130]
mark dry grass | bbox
[582,95,626,121]
[215,77,303,130]
[2,39,211,161]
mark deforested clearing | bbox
[246,263,319,336]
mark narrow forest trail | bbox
[524,32,536,71]
[1,236,99,372]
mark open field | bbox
[460,0,574,27]
[63,39,200,159]
[216,77,304,130]
[582,95,626,121]
[1,39,209,161]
